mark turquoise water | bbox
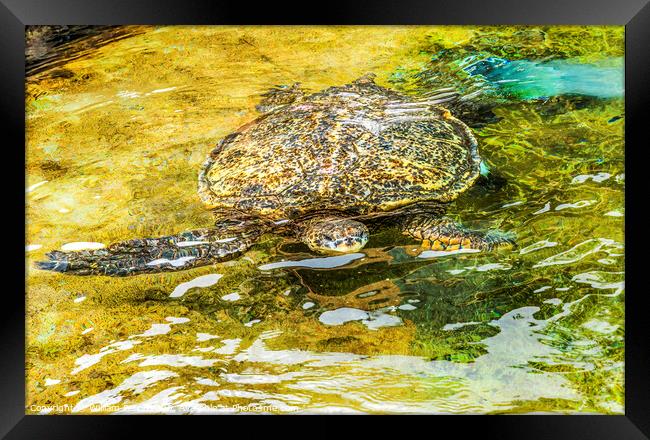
[461,56,624,99]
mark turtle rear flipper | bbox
[255,83,305,113]
[34,228,263,276]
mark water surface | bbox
[26,26,624,414]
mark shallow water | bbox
[25,26,624,414]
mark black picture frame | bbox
[4,0,648,436]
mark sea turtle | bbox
[36,74,514,276]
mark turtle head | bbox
[301,217,369,254]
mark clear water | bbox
[25,26,624,414]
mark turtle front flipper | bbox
[34,227,264,276]
[402,215,515,252]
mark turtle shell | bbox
[198,75,481,219]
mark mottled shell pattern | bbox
[198,74,481,219]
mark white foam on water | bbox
[61,242,106,251]
[533,202,551,215]
[244,319,261,327]
[215,388,294,403]
[44,378,60,386]
[71,339,141,374]
[114,387,191,414]
[302,302,315,310]
[166,317,190,324]
[534,238,623,268]
[150,86,177,94]
[222,372,303,385]
[571,172,611,184]
[214,338,240,355]
[520,240,558,255]
[502,201,524,208]
[599,400,624,414]
[102,340,140,351]
[362,312,402,330]
[555,200,596,211]
[233,339,359,367]
[258,253,365,270]
[418,248,481,259]
[474,263,512,272]
[196,333,220,342]
[125,388,243,415]
[259,329,283,340]
[582,319,619,334]
[572,271,625,293]
[195,377,220,386]
[221,292,240,301]
[317,307,403,330]
[543,298,563,305]
[134,323,171,337]
[116,90,141,98]
[319,308,369,326]
[169,274,222,298]
[123,354,220,368]
[534,286,552,293]
[398,304,417,311]
[447,269,465,275]
[72,370,178,413]
[27,180,48,192]
[443,321,481,331]
[128,317,189,339]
